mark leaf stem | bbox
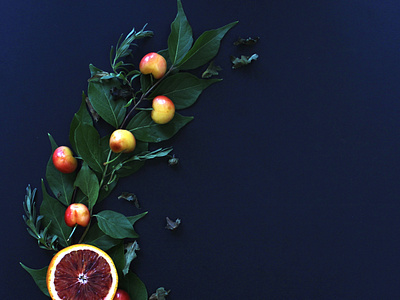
[119,66,175,128]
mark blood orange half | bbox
[46,244,118,300]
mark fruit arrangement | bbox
[20,0,237,299]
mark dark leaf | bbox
[127,111,193,143]
[149,287,170,300]
[150,72,221,109]
[126,212,148,228]
[119,271,148,300]
[168,155,179,166]
[87,79,126,128]
[140,73,153,95]
[46,134,75,206]
[168,0,193,65]
[82,222,120,251]
[39,180,72,248]
[233,36,260,46]
[74,123,104,174]
[158,49,172,69]
[20,263,49,297]
[69,92,94,152]
[95,210,138,239]
[118,192,140,208]
[74,162,100,210]
[165,217,181,231]
[177,21,238,70]
[231,54,259,69]
[113,25,154,66]
[88,64,110,80]
[123,241,140,275]
[202,61,222,78]
[107,242,125,275]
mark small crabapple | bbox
[113,289,131,300]
[139,52,167,79]
[52,146,78,174]
[151,95,175,124]
[109,129,136,153]
[64,203,90,227]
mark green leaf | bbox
[112,25,154,69]
[177,21,238,70]
[150,72,221,109]
[20,263,49,297]
[113,142,148,178]
[98,176,118,202]
[74,162,100,210]
[45,134,75,206]
[95,210,138,239]
[168,0,193,65]
[107,242,126,275]
[124,242,140,276]
[158,49,172,68]
[202,61,222,78]
[87,79,126,128]
[74,123,104,174]
[127,211,148,227]
[82,222,120,251]
[140,74,153,95]
[231,53,259,69]
[69,92,93,152]
[89,64,108,79]
[126,111,193,143]
[119,271,148,300]
[123,241,140,276]
[39,180,72,248]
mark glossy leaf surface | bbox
[177,21,238,70]
[39,180,72,248]
[127,111,193,143]
[88,78,126,128]
[150,72,221,109]
[168,0,193,65]
[74,162,100,210]
[95,210,138,239]
[45,134,75,206]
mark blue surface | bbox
[1,0,400,299]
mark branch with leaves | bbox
[21,0,237,299]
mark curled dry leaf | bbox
[231,54,259,69]
[168,155,179,166]
[149,287,170,300]
[202,61,222,78]
[165,217,181,230]
[233,36,260,46]
[118,192,140,208]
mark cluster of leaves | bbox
[21,0,237,299]
[231,36,259,69]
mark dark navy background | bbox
[2,0,400,299]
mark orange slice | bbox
[46,244,118,300]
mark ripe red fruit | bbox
[64,203,90,227]
[113,289,131,300]
[52,146,78,174]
